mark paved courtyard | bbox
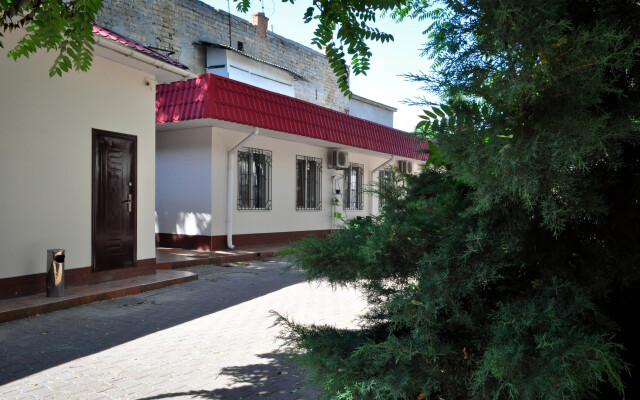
[0,259,367,399]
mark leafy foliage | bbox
[235,0,397,96]
[281,167,632,399]
[278,0,640,399]
[413,0,640,235]
[3,0,397,89]
[1,0,102,77]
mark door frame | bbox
[91,128,137,271]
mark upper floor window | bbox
[296,156,322,210]
[344,163,364,210]
[238,148,272,210]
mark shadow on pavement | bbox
[135,351,319,400]
[0,260,307,386]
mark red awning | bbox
[156,74,427,160]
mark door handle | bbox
[122,194,132,212]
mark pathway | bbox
[0,260,366,399]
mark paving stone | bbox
[0,259,366,399]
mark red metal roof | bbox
[92,24,188,70]
[156,74,427,160]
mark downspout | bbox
[369,155,396,215]
[227,127,260,249]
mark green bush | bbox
[276,1,640,397]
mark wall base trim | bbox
[0,258,156,300]
[155,233,212,250]
[156,230,331,250]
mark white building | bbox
[155,74,426,250]
[0,25,193,299]
[0,19,425,300]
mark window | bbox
[378,168,394,208]
[296,156,322,210]
[344,163,364,210]
[238,148,272,210]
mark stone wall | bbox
[96,0,349,112]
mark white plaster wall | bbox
[156,126,421,241]
[349,98,394,127]
[228,66,295,97]
[0,31,156,279]
[228,51,295,97]
[208,129,390,236]
[206,48,295,97]
[155,129,213,236]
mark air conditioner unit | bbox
[398,160,413,174]
[328,149,349,169]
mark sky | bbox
[202,0,437,132]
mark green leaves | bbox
[474,280,629,399]
[432,107,445,118]
[279,1,640,399]
[235,0,251,12]
[423,109,437,119]
[232,0,401,96]
[279,168,484,400]
[313,0,398,96]
[416,103,469,137]
[440,104,453,115]
[1,0,101,77]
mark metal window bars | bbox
[344,163,364,210]
[296,155,322,210]
[378,168,394,208]
[238,148,272,210]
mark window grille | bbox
[238,148,272,210]
[378,168,394,208]
[296,155,322,210]
[344,163,364,210]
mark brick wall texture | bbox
[96,0,349,112]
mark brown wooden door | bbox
[92,129,137,271]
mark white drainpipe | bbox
[227,128,260,249]
[369,155,396,215]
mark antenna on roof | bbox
[261,0,265,13]
[226,0,232,47]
